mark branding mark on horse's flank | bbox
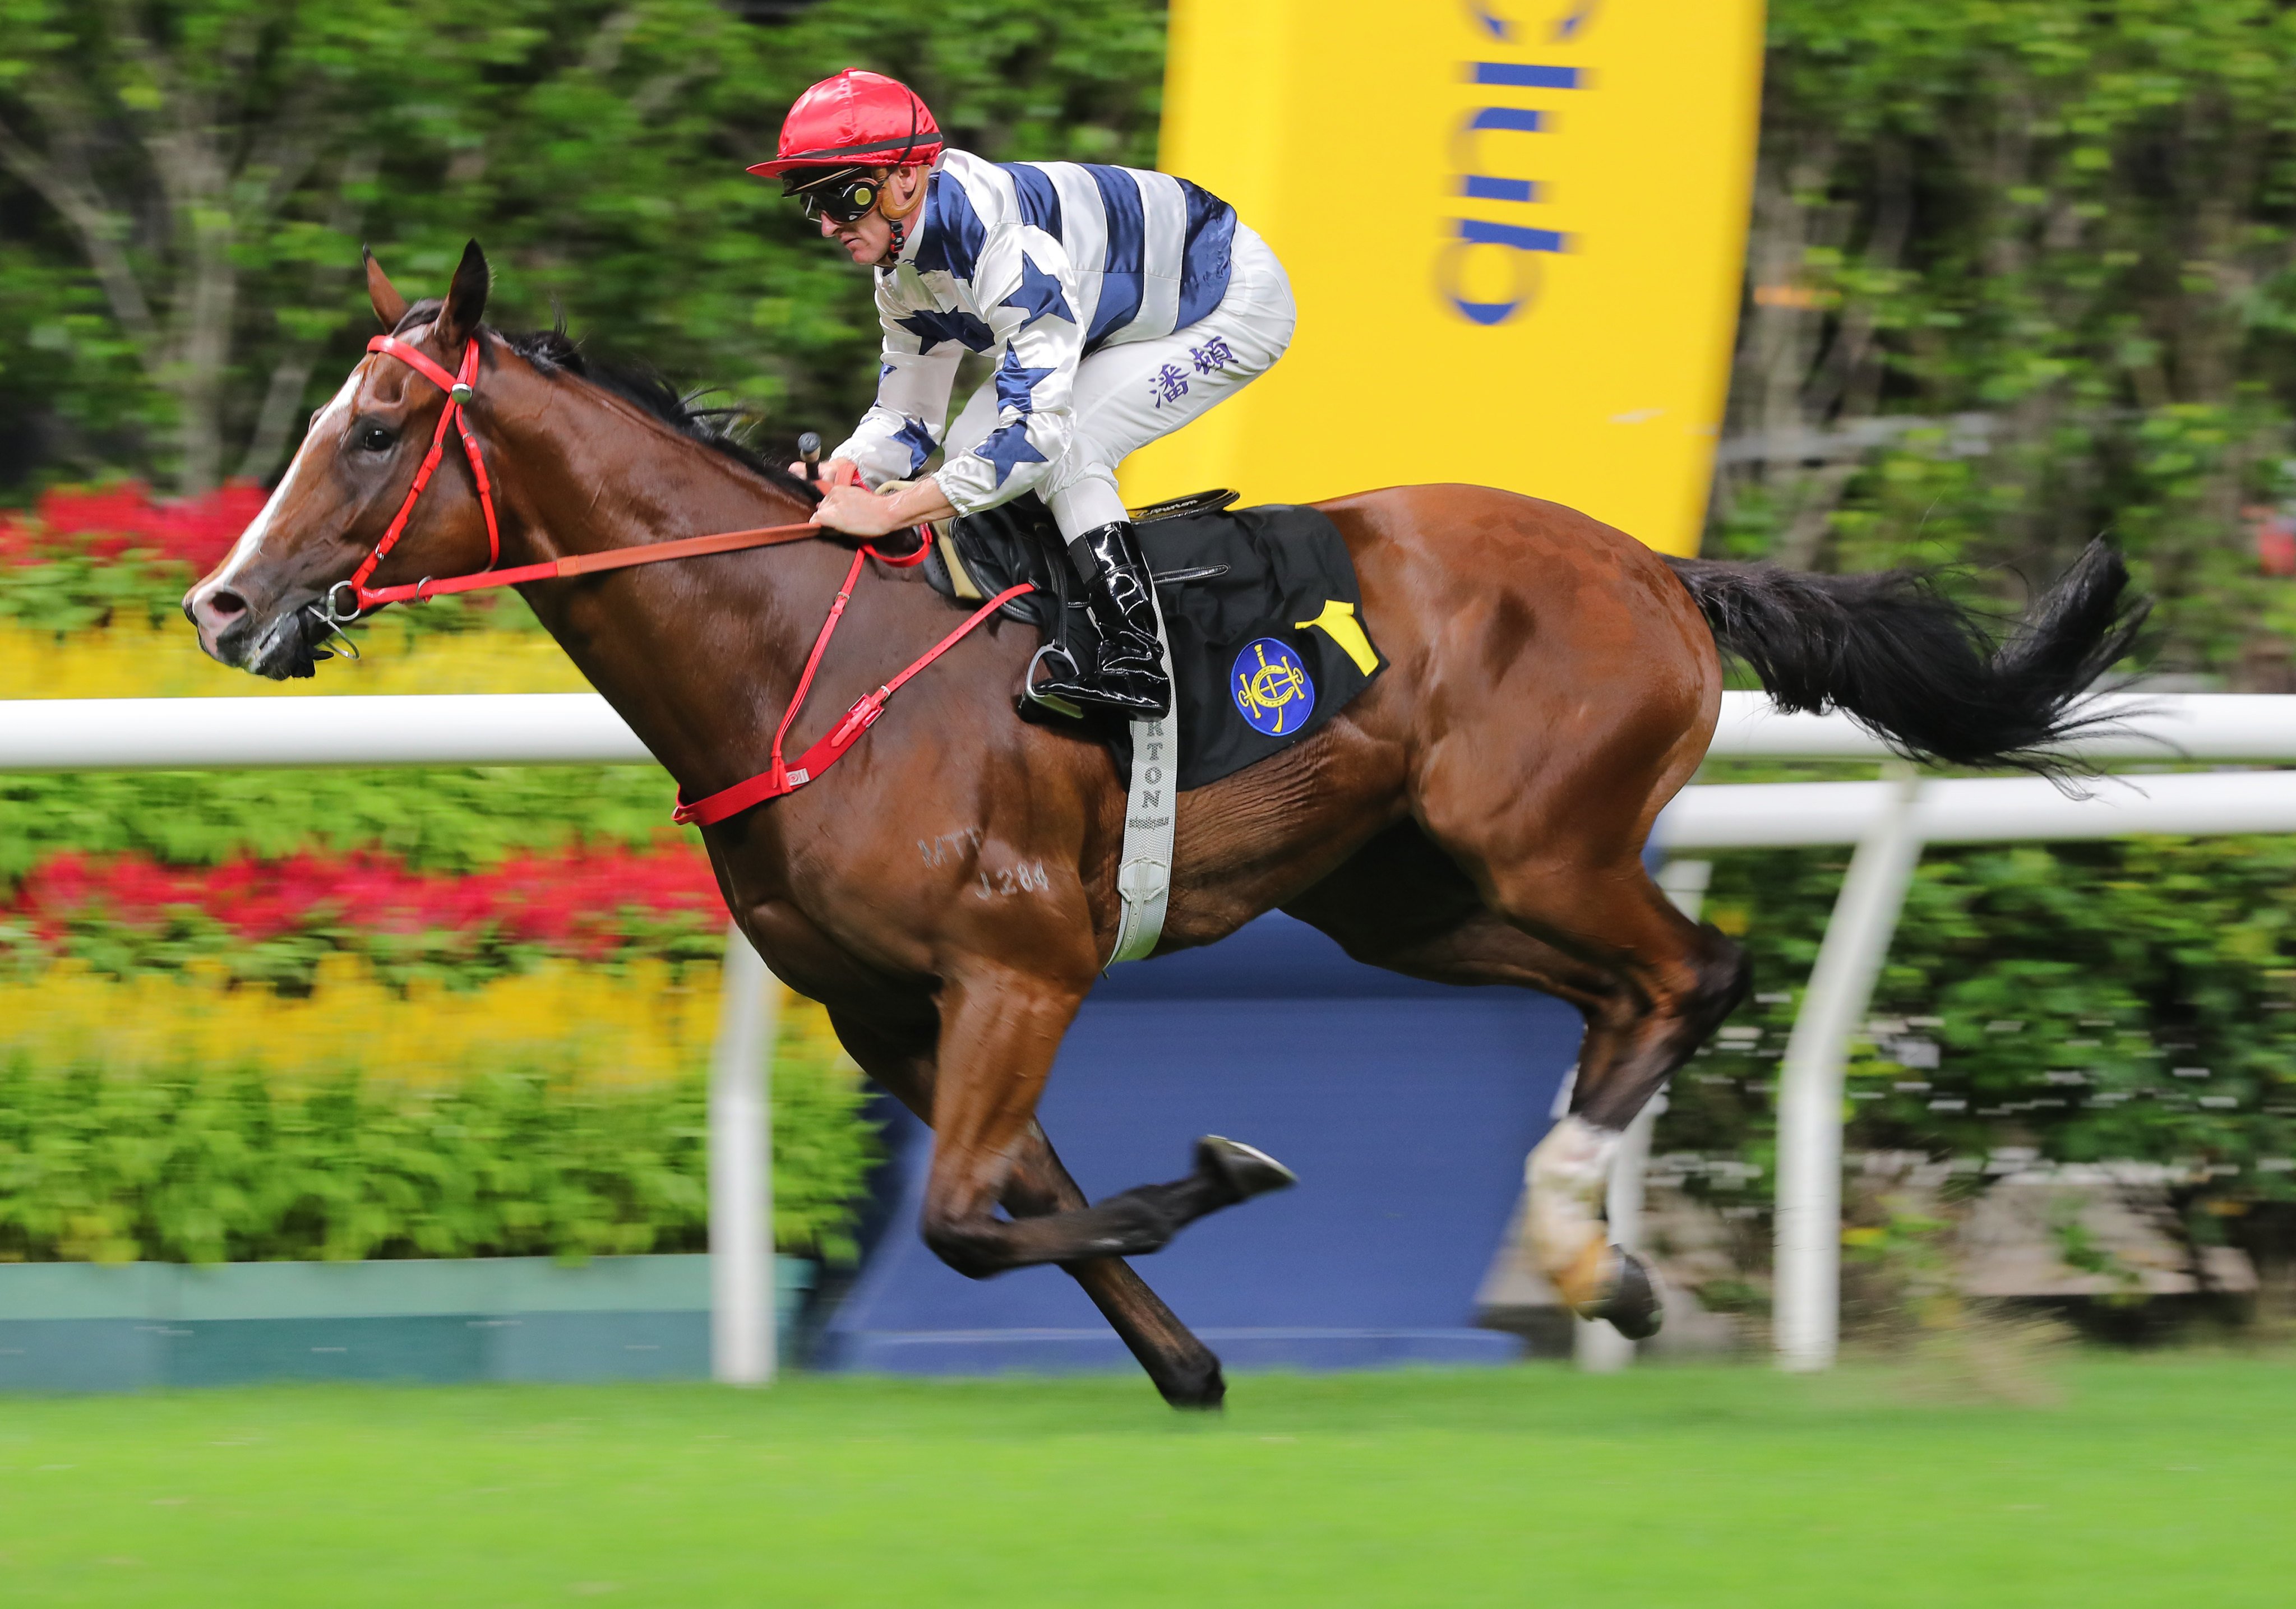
[975,859,1051,899]
[918,826,983,868]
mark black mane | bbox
[391,299,817,501]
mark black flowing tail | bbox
[1665,538,2150,769]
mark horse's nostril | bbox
[203,586,250,623]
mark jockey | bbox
[752,69,1297,719]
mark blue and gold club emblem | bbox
[1231,637,1316,736]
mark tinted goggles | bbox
[791,168,882,225]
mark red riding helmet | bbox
[748,70,943,179]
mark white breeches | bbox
[944,223,1297,541]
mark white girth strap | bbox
[1106,591,1179,965]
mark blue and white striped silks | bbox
[834,149,1243,518]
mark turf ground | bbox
[1,1355,2289,1606]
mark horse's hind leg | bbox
[1484,877,1745,1330]
[830,1002,1237,1408]
[1286,822,1747,1336]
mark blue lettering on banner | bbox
[1473,62,1581,89]
[1442,11,1591,327]
[1463,174,1537,204]
[1468,1,1600,43]
[1554,2,1601,41]
[1461,219,1567,254]
[1467,106,1544,135]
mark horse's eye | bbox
[358,424,395,452]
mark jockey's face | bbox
[817,165,927,268]
[819,197,891,265]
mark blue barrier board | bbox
[823,912,1580,1374]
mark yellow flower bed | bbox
[0,955,841,1091]
[0,619,589,700]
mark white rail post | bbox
[1773,767,1924,1372]
[709,923,780,1385]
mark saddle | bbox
[920,491,1387,792]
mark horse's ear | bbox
[365,247,408,330]
[437,239,491,348]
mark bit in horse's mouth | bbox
[246,607,322,680]
[299,601,360,665]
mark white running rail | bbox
[4,688,2293,771]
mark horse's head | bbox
[185,242,502,678]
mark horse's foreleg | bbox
[1004,1123,1228,1409]
[918,961,1293,1280]
[830,1002,1230,1408]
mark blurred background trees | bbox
[11,1,2296,683]
[0,0,1164,497]
[1724,0,2296,685]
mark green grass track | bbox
[2,1357,2289,1606]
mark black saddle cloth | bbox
[920,492,1386,792]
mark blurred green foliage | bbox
[0,765,673,881]
[0,544,551,639]
[0,0,1168,497]
[2,891,726,1000]
[1727,0,2296,681]
[0,548,197,636]
[0,1004,875,1264]
[1663,835,2296,1246]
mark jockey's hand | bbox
[811,483,909,539]
[788,455,862,488]
[812,475,958,539]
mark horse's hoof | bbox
[1195,1135,1299,1203]
[1590,1250,1664,1341]
[1159,1357,1227,1412]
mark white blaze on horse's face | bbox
[183,364,372,674]
[211,368,364,595]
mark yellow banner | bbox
[1121,0,1764,556]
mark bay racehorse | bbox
[186,245,2144,1406]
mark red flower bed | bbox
[1,482,266,572]
[11,843,725,956]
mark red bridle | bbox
[326,333,826,621]
[331,329,1033,826]
[339,335,500,616]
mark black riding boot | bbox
[1032,520,1172,719]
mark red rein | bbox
[354,334,1032,825]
